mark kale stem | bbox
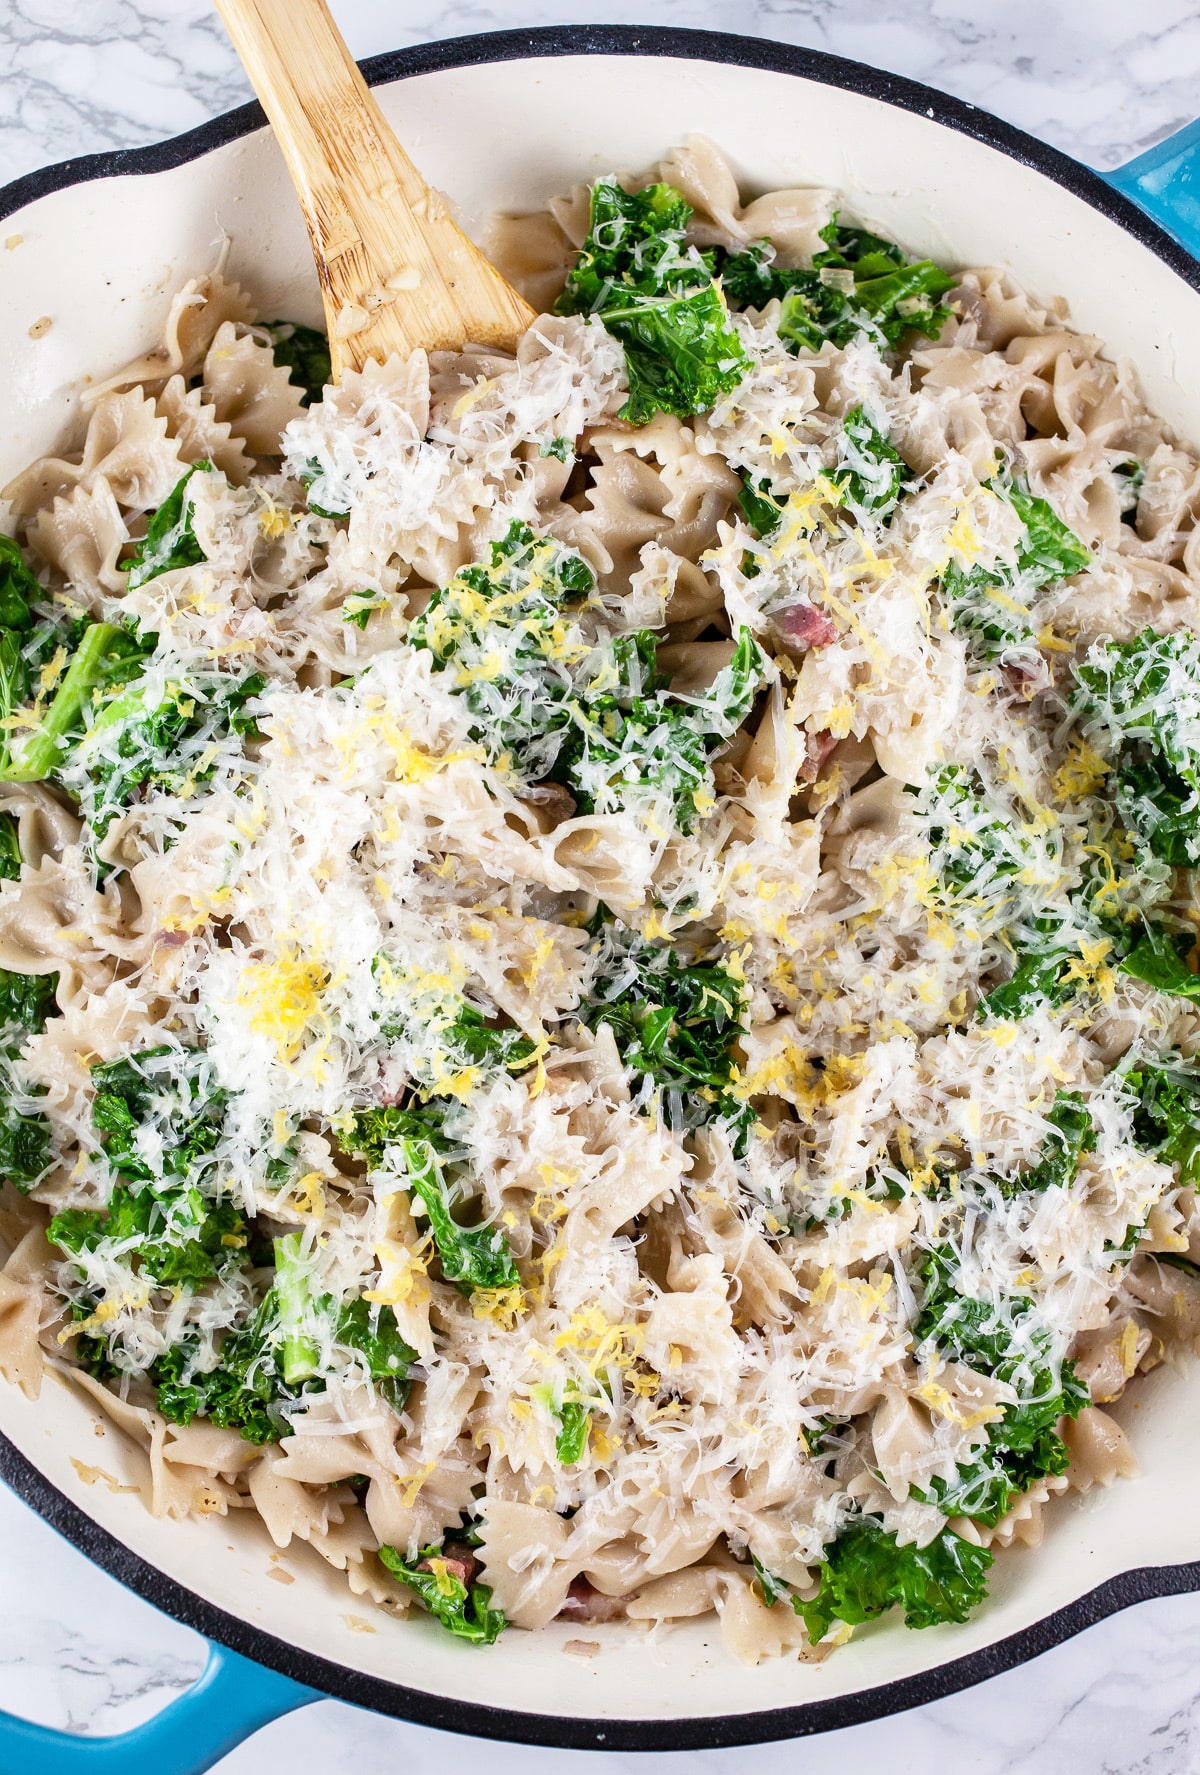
[273,1232,320,1385]
[2,622,124,783]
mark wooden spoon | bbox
[213,0,536,378]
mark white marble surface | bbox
[2,1,1200,1770]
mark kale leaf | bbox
[738,473,786,540]
[341,1099,521,1296]
[943,479,1090,663]
[721,212,954,354]
[402,1132,521,1294]
[798,1515,992,1640]
[0,969,58,1034]
[49,1185,247,1286]
[1119,924,1200,1001]
[834,405,906,519]
[556,179,750,425]
[150,1303,292,1444]
[0,1097,52,1191]
[558,624,763,835]
[911,1242,1087,1527]
[378,1542,506,1644]
[0,534,38,632]
[1125,1057,1200,1183]
[0,813,21,881]
[124,462,214,591]
[412,521,763,834]
[261,320,332,406]
[272,1232,415,1405]
[77,666,266,843]
[444,1004,538,1075]
[408,517,593,783]
[1019,1090,1094,1194]
[577,931,752,1151]
[980,944,1080,1021]
[1075,629,1200,866]
[0,960,58,1192]
[89,1046,228,1187]
[554,1399,592,1465]
[339,1099,450,1169]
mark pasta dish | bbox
[1,138,1199,1664]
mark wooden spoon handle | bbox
[213,0,536,375]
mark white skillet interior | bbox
[0,50,1198,1727]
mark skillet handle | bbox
[0,1640,320,1775]
[1106,117,1200,260]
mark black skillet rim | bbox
[0,21,1197,1753]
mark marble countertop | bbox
[3,1,1200,1769]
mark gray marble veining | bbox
[2,1,1200,1770]
[2,0,1200,189]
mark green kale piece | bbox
[0,812,21,881]
[78,667,266,842]
[0,620,147,784]
[0,1097,52,1191]
[0,535,38,632]
[834,406,906,519]
[721,212,954,354]
[736,473,787,578]
[0,969,58,1034]
[151,1279,415,1443]
[1019,1090,1094,1194]
[920,763,1049,913]
[814,219,909,274]
[980,945,1080,1021]
[412,522,761,832]
[444,1004,538,1075]
[556,179,751,424]
[401,1133,521,1294]
[0,633,29,779]
[559,625,763,834]
[159,1302,291,1443]
[1119,923,1200,1001]
[1125,1057,1200,1183]
[271,1232,415,1405]
[262,321,331,406]
[911,1243,1087,1526]
[335,1294,416,1411]
[408,517,593,782]
[578,930,752,1151]
[798,1515,992,1640]
[0,963,57,1191]
[0,539,42,779]
[89,1046,227,1188]
[341,591,385,630]
[738,473,786,540]
[339,1099,450,1169]
[124,463,214,591]
[914,1417,1073,1528]
[341,1099,520,1295]
[943,479,1090,663]
[48,1183,247,1286]
[914,1243,1083,1398]
[538,436,572,462]
[554,1399,591,1465]
[751,1553,793,1608]
[378,1542,506,1644]
[1075,629,1200,866]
